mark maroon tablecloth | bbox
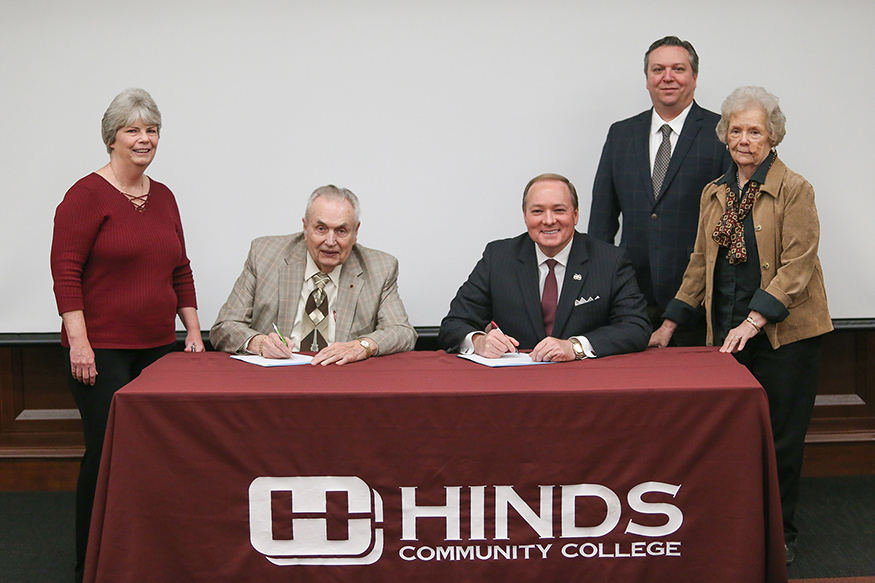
[85,347,786,582]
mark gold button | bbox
[651,213,658,220]
[755,224,762,231]
[762,263,770,270]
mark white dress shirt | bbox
[649,101,693,173]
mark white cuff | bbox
[571,335,596,358]
[460,331,485,354]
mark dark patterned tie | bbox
[303,272,330,351]
[652,124,672,199]
[541,259,558,337]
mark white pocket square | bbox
[575,295,600,306]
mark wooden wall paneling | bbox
[809,330,874,434]
[2,328,874,489]
[14,345,81,432]
[803,329,875,476]
[0,345,83,455]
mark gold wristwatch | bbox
[569,337,585,360]
[357,338,375,359]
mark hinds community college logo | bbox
[248,476,384,565]
[249,475,685,567]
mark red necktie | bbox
[542,259,558,337]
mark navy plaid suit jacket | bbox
[588,101,730,310]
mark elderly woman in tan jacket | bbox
[649,86,832,566]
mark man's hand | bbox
[248,333,294,359]
[649,320,677,348]
[530,337,575,362]
[472,329,519,358]
[312,339,376,366]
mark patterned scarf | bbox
[712,155,775,264]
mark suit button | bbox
[651,213,658,220]
[755,224,762,231]
[762,262,770,270]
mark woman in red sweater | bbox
[50,88,203,582]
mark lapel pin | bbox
[573,273,582,280]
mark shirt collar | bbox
[535,237,573,267]
[750,150,775,184]
[305,252,342,286]
[650,101,693,137]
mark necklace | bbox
[110,164,150,212]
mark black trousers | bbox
[67,343,174,582]
[732,333,822,541]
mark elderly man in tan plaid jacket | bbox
[211,185,417,365]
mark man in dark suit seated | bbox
[439,173,650,361]
[588,36,730,345]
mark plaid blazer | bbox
[588,102,731,310]
[210,233,416,355]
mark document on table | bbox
[230,354,313,367]
[457,352,552,367]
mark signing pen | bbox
[272,323,289,347]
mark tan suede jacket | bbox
[675,156,832,348]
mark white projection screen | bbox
[1,0,873,336]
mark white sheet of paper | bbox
[456,352,552,367]
[230,354,313,367]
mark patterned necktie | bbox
[303,272,330,351]
[541,259,558,337]
[652,124,672,199]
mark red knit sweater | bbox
[51,173,198,349]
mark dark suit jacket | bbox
[589,101,730,310]
[438,231,650,357]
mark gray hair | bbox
[522,173,579,211]
[101,88,162,154]
[305,185,361,225]
[644,36,699,76]
[716,86,786,147]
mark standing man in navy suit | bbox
[589,36,730,345]
[439,173,650,361]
